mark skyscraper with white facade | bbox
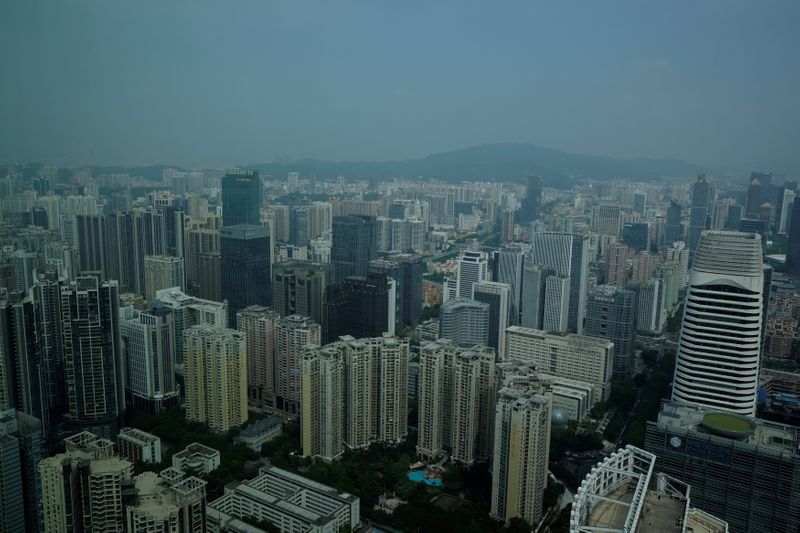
[672,231,764,416]
[473,281,510,359]
[456,250,488,299]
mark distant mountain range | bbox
[87,143,708,188]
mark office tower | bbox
[521,263,552,329]
[585,284,637,381]
[500,208,515,242]
[687,175,712,251]
[505,326,613,403]
[198,251,222,301]
[76,213,107,276]
[519,174,542,223]
[207,465,360,533]
[61,277,123,438]
[417,340,496,464]
[236,306,277,411]
[275,315,321,417]
[289,205,310,246]
[330,215,378,285]
[491,372,552,526]
[723,203,743,231]
[778,189,796,233]
[591,204,622,238]
[529,232,589,333]
[672,231,764,415]
[153,286,227,365]
[184,325,248,432]
[119,306,179,413]
[786,197,800,276]
[746,177,762,218]
[220,224,271,324]
[40,432,133,532]
[645,402,796,533]
[664,200,683,248]
[104,212,137,293]
[266,204,291,242]
[0,409,44,532]
[143,255,185,303]
[272,260,327,325]
[301,336,409,460]
[369,254,424,327]
[221,168,261,227]
[572,444,728,533]
[541,274,570,332]
[9,250,37,292]
[666,241,690,288]
[605,242,628,285]
[494,246,526,325]
[439,298,490,348]
[636,279,666,334]
[473,281,510,359]
[633,191,646,214]
[126,470,207,532]
[184,222,220,295]
[621,222,649,252]
[456,249,488,299]
[324,273,395,341]
[308,201,332,239]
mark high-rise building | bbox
[785,197,800,276]
[529,232,589,333]
[645,401,795,533]
[417,340,495,464]
[778,188,796,234]
[585,284,638,380]
[438,298,490,348]
[724,204,743,231]
[687,175,712,252]
[143,255,185,303]
[491,369,552,526]
[456,249,488,299]
[505,326,613,403]
[272,260,326,325]
[672,231,764,416]
[591,204,622,238]
[236,306,277,412]
[0,409,44,532]
[301,336,409,461]
[519,174,542,224]
[126,469,207,532]
[635,278,666,334]
[40,432,133,532]
[621,222,649,252]
[184,325,248,432]
[633,191,647,214]
[330,215,378,285]
[61,276,123,438]
[275,315,321,417]
[473,281,510,359]
[119,306,179,413]
[500,208,516,242]
[746,177,762,218]
[221,168,261,227]
[220,224,271,324]
[666,240,690,289]
[664,200,683,248]
[494,246,526,326]
[324,272,395,341]
[369,254,424,327]
[605,242,628,285]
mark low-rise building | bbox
[117,427,162,464]
[171,443,221,475]
[207,465,360,533]
[126,469,207,533]
[233,417,283,453]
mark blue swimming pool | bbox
[407,469,442,487]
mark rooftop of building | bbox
[655,401,799,458]
[118,427,160,444]
[130,471,206,518]
[173,442,220,459]
[238,417,282,438]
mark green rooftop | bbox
[701,413,756,437]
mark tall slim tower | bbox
[221,168,262,227]
[330,215,378,285]
[220,224,271,324]
[236,306,277,411]
[672,231,764,415]
[275,315,321,417]
[473,281,510,359]
[61,276,123,437]
[585,284,638,381]
[785,197,800,277]
[687,175,712,252]
[143,255,185,303]
[519,174,542,223]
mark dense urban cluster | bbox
[0,164,798,532]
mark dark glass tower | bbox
[786,197,800,277]
[687,175,711,252]
[664,200,683,247]
[324,272,392,340]
[222,168,262,227]
[330,215,378,286]
[621,222,650,252]
[519,174,543,223]
[221,224,271,323]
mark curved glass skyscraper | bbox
[672,231,763,416]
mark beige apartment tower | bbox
[184,324,248,432]
[144,255,185,303]
[236,306,278,411]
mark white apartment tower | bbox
[456,250,488,299]
[672,231,764,416]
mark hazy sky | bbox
[1,1,799,171]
